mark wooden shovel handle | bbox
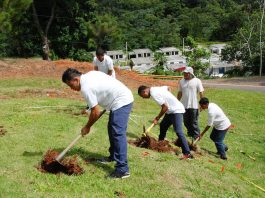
[146,123,155,133]
[56,109,107,162]
[56,134,82,162]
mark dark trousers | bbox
[210,128,228,156]
[159,113,190,155]
[108,103,133,173]
[183,108,200,139]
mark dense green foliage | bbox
[0,0,261,59]
[0,0,264,74]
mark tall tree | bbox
[259,0,265,76]
[32,0,56,60]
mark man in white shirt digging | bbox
[93,47,116,78]
[198,97,231,160]
[138,85,192,160]
[62,68,133,178]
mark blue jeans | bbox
[108,103,133,173]
[210,128,228,156]
[159,113,190,155]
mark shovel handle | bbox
[56,134,82,162]
[146,123,155,133]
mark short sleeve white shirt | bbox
[179,77,204,109]
[93,55,116,78]
[80,71,133,111]
[207,103,231,130]
[150,86,185,114]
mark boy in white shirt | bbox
[198,97,231,160]
[138,85,192,160]
[93,47,116,78]
[62,68,133,178]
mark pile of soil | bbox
[38,149,84,175]
[0,126,7,136]
[128,135,179,154]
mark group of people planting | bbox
[61,47,231,179]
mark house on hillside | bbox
[130,57,154,73]
[209,44,226,55]
[129,48,152,59]
[206,61,235,77]
[157,47,181,56]
[165,55,187,71]
[106,50,125,62]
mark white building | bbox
[157,47,181,56]
[129,48,152,59]
[209,44,226,55]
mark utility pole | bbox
[125,41,128,65]
[259,0,265,76]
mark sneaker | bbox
[180,153,194,160]
[220,155,227,160]
[217,146,229,155]
[96,157,114,164]
[109,171,130,179]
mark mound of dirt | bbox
[128,135,179,154]
[0,126,7,136]
[174,138,200,152]
[38,149,84,175]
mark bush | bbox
[70,49,93,62]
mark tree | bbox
[152,52,167,75]
[259,0,265,76]
[32,0,56,60]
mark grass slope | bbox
[0,77,264,197]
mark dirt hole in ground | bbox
[37,149,84,175]
[128,135,180,154]
[0,126,7,136]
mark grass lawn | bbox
[0,77,264,197]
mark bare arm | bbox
[107,69,113,76]
[153,104,168,125]
[81,105,101,136]
[177,91,182,100]
[199,91,204,99]
[199,125,210,139]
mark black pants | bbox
[183,108,200,139]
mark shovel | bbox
[142,123,155,137]
[55,109,106,163]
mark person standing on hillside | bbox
[198,97,231,160]
[177,67,204,140]
[138,85,192,160]
[93,47,116,78]
[62,68,133,179]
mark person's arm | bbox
[153,104,168,125]
[81,105,101,136]
[199,91,204,99]
[107,69,113,76]
[94,66,98,71]
[199,125,210,139]
[177,91,182,100]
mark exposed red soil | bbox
[174,138,200,152]
[38,149,84,175]
[0,59,179,91]
[128,135,180,154]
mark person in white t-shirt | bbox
[93,47,116,78]
[198,97,231,160]
[138,85,192,160]
[62,68,133,179]
[177,67,204,140]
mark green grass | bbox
[0,77,264,197]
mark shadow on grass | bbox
[62,147,114,174]
[200,148,219,158]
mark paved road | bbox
[203,82,265,92]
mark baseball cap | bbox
[183,67,195,76]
